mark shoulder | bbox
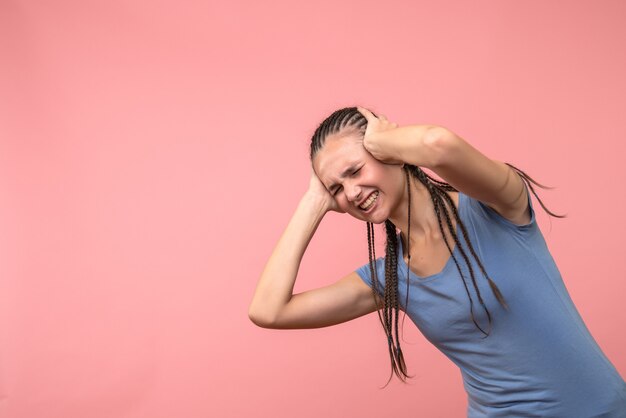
[355,257,386,288]
[463,183,537,233]
[483,182,532,226]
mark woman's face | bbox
[312,133,406,223]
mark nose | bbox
[345,181,362,203]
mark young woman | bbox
[249,106,626,417]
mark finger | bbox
[378,114,387,121]
[356,106,376,122]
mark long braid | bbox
[389,219,407,383]
[427,176,486,333]
[310,106,565,385]
[438,189,509,310]
[367,223,386,335]
[372,163,562,381]
[435,179,494,335]
[412,166,495,334]
[384,221,400,381]
[400,170,412,348]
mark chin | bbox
[346,203,388,224]
[351,211,387,224]
[369,217,388,225]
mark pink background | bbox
[1,1,625,417]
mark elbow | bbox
[424,126,459,169]
[248,307,276,329]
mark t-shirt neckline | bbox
[397,192,465,283]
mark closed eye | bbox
[331,166,362,196]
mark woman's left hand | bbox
[357,106,404,165]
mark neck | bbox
[388,174,444,248]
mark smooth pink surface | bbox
[1,1,625,417]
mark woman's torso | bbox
[356,189,626,417]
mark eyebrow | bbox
[327,164,359,192]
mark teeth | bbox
[359,191,379,210]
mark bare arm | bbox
[387,125,530,225]
[355,108,530,226]
[429,128,531,226]
[248,171,379,329]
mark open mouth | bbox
[359,191,379,211]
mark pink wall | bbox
[1,1,625,417]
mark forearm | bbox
[370,124,447,169]
[248,193,327,325]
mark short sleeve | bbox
[355,257,386,295]
[468,181,538,234]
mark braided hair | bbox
[310,107,565,387]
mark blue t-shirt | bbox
[356,190,626,417]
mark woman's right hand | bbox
[305,168,345,214]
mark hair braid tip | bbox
[505,162,567,218]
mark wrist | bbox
[393,124,446,169]
[301,191,331,215]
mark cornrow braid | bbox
[310,106,566,385]
[310,108,369,160]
